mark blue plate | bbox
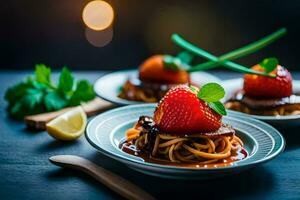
[94,70,221,105]
[222,78,300,127]
[86,104,285,180]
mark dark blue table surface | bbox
[1,70,300,200]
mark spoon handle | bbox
[49,155,155,200]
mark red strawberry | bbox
[139,55,189,84]
[153,85,221,135]
[243,64,292,98]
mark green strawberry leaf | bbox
[58,67,74,95]
[208,101,227,116]
[189,85,199,94]
[44,91,68,111]
[198,83,225,102]
[259,57,278,73]
[177,51,194,64]
[163,55,182,71]
[35,64,52,87]
[69,80,96,106]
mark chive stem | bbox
[191,28,287,71]
[171,34,275,77]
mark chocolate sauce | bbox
[137,116,159,152]
[120,141,248,168]
[121,116,247,168]
[137,116,235,138]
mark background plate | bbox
[86,104,285,180]
[94,69,221,105]
[222,78,300,127]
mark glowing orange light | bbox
[82,0,114,31]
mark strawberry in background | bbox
[243,57,293,98]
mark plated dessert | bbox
[121,84,247,167]
[118,55,191,103]
[225,58,300,116]
[118,28,286,104]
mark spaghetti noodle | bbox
[121,116,246,165]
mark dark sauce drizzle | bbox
[120,116,248,168]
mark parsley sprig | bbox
[191,83,227,116]
[4,64,96,119]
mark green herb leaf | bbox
[189,85,199,94]
[163,55,182,71]
[208,101,227,116]
[4,64,95,119]
[259,57,278,73]
[69,80,96,106]
[44,91,68,111]
[4,82,31,105]
[9,88,45,119]
[177,51,194,64]
[35,64,52,87]
[58,67,74,95]
[22,88,44,110]
[10,101,23,117]
[198,83,225,102]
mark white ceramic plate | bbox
[222,78,300,127]
[94,69,221,105]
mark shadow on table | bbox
[46,168,124,200]
[276,126,300,151]
[83,152,275,200]
[36,139,82,152]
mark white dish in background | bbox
[94,69,221,106]
[222,78,300,127]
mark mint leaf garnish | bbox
[163,53,192,71]
[196,83,226,116]
[163,55,182,71]
[177,51,194,64]
[189,85,199,94]
[208,102,227,116]
[259,57,278,73]
[198,83,225,102]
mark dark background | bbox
[1,0,299,71]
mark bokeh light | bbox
[82,0,114,31]
[85,26,113,47]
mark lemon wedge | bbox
[46,106,87,141]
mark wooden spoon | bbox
[49,155,155,200]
